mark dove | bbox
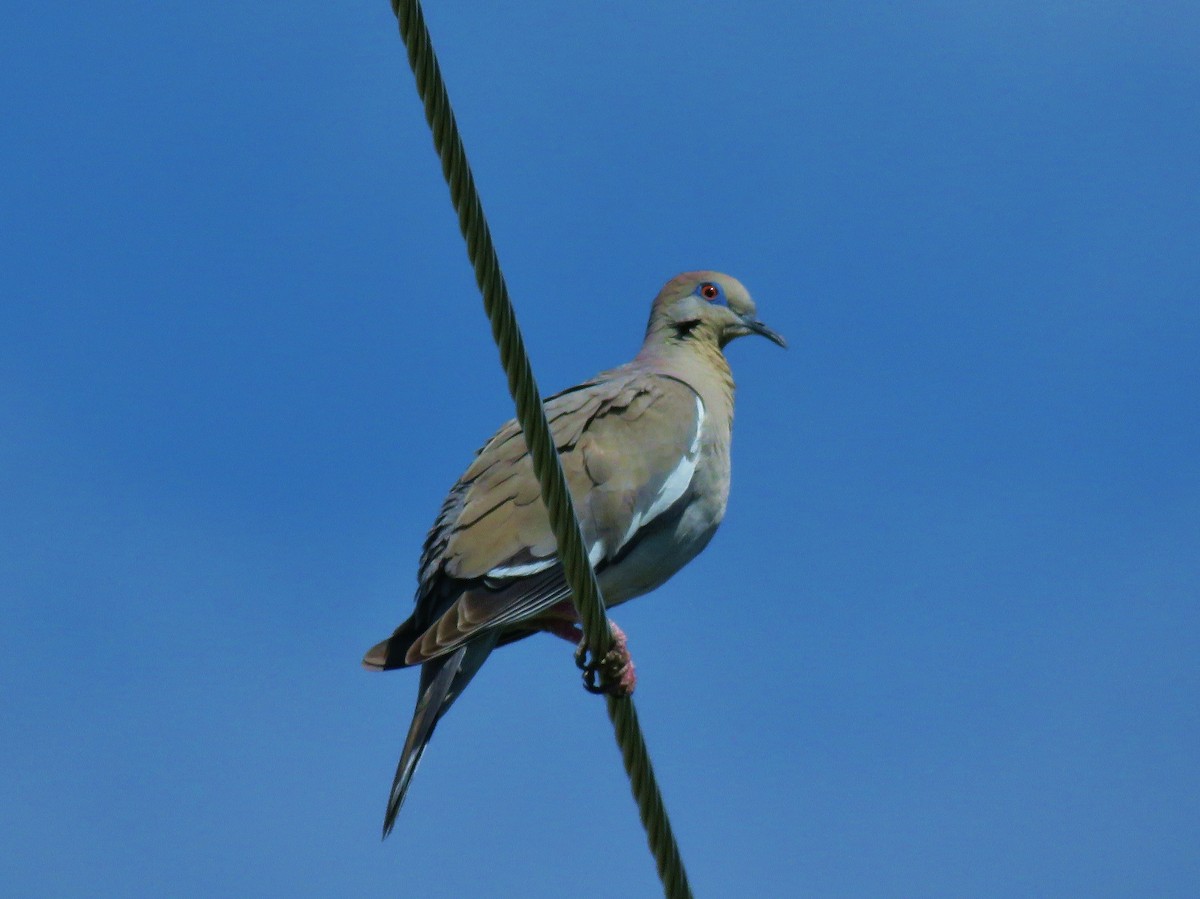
[364,271,784,836]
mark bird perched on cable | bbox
[363,270,785,836]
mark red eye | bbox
[700,283,719,300]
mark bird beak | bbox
[742,315,787,348]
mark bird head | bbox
[647,271,786,351]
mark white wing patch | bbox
[484,394,703,580]
[617,394,704,552]
[484,524,609,579]
[486,558,555,579]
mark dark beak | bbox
[742,316,787,348]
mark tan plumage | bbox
[365,271,784,836]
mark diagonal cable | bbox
[387,2,693,896]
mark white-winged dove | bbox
[364,271,785,835]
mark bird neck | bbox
[636,333,736,427]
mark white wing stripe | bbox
[485,531,607,580]
[486,558,555,578]
[487,394,702,578]
[617,394,704,552]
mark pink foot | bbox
[579,620,636,697]
[602,622,637,696]
[544,616,637,697]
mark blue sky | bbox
[3,2,1198,896]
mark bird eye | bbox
[699,283,720,301]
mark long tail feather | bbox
[381,647,464,836]
[381,634,499,837]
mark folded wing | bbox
[396,368,704,666]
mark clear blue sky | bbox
[3,2,1198,896]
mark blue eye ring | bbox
[697,281,726,305]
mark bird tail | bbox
[362,617,422,671]
[381,634,499,837]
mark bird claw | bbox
[576,622,637,697]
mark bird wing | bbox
[402,367,704,665]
